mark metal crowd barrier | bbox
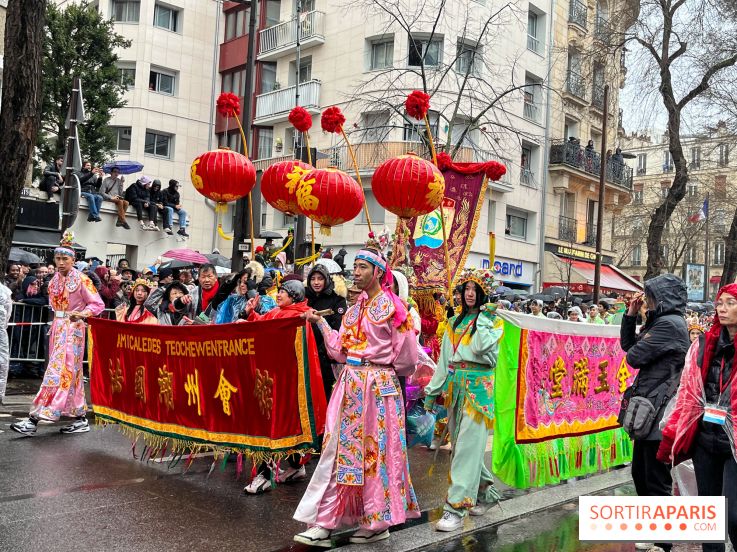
[7,302,117,365]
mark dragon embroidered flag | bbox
[394,167,488,292]
[88,317,326,462]
[491,311,636,489]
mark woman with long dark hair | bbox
[115,279,158,324]
[424,268,503,532]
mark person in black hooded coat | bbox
[305,264,347,400]
[620,273,689,552]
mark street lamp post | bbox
[592,84,609,304]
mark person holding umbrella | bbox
[101,167,130,229]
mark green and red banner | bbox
[88,317,326,461]
[492,311,635,489]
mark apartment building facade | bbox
[614,125,736,298]
[221,0,558,290]
[48,0,222,267]
[538,0,642,295]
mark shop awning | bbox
[543,253,643,294]
[710,276,721,284]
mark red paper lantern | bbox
[371,153,445,218]
[299,168,364,235]
[190,149,256,203]
[260,160,314,216]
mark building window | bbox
[688,183,698,197]
[660,244,669,263]
[359,190,385,224]
[404,110,439,141]
[361,111,391,142]
[631,245,641,266]
[224,7,248,41]
[637,153,647,175]
[257,128,273,159]
[154,3,179,32]
[219,130,242,153]
[686,245,697,264]
[222,68,245,96]
[288,57,312,85]
[715,175,727,199]
[117,64,135,88]
[144,131,173,159]
[719,143,730,167]
[715,241,725,265]
[633,189,643,204]
[149,69,176,95]
[112,0,140,23]
[260,62,277,94]
[506,209,528,239]
[523,75,541,122]
[408,35,443,67]
[261,198,268,228]
[663,150,673,172]
[527,9,541,53]
[113,126,132,152]
[456,40,479,75]
[661,182,670,199]
[691,147,701,169]
[370,39,394,70]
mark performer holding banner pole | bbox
[294,241,419,547]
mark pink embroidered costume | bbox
[294,254,420,538]
[31,258,104,421]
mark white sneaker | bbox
[60,418,90,434]
[148,222,159,231]
[165,227,173,235]
[349,528,390,544]
[635,545,654,550]
[139,221,147,229]
[428,438,439,451]
[278,465,306,482]
[294,526,331,547]
[10,417,37,435]
[243,473,272,494]
[436,511,464,532]
[469,501,494,516]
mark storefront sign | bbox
[481,257,533,284]
[545,243,613,264]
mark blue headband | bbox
[54,247,75,257]
[355,250,386,272]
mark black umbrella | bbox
[159,259,195,270]
[529,293,554,302]
[260,231,283,239]
[9,247,42,265]
[205,253,231,268]
[545,286,568,298]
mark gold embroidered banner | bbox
[88,317,326,459]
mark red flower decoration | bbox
[288,106,312,133]
[321,106,346,134]
[406,90,431,120]
[217,93,241,117]
[485,161,507,181]
[437,151,453,170]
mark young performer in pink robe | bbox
[294,244,420,547]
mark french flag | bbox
[688,198,709,223]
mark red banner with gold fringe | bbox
[88,317,326,461]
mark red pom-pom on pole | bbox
[406,90,431,120]
[289,106,313,133]
[217,92,241,117]
[321,106,346,134]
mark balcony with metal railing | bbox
[527,34,541,54]
[257,10,326,61]
[523,100,541,123]
[584,222,597,246]
[520,168,537,188]
[548,140,634,190]
[569,0,588,29]
[565,70,587,102]
[254,79,321,125]
[558,216,577,242]
[591,85,605,110]
[594,15,609,42]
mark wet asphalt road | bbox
[0,385,715,552]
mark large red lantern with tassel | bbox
[299,168,364,235]
[190,148,256,203]
[371,153,445,218]
[261,160,314,216]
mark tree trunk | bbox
[720,208,737,288]
[0,0,46,275]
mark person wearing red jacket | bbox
[658,283,737,552]
[239,278,324,495]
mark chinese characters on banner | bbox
[491,311,636,489]
[88,317,327,459]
